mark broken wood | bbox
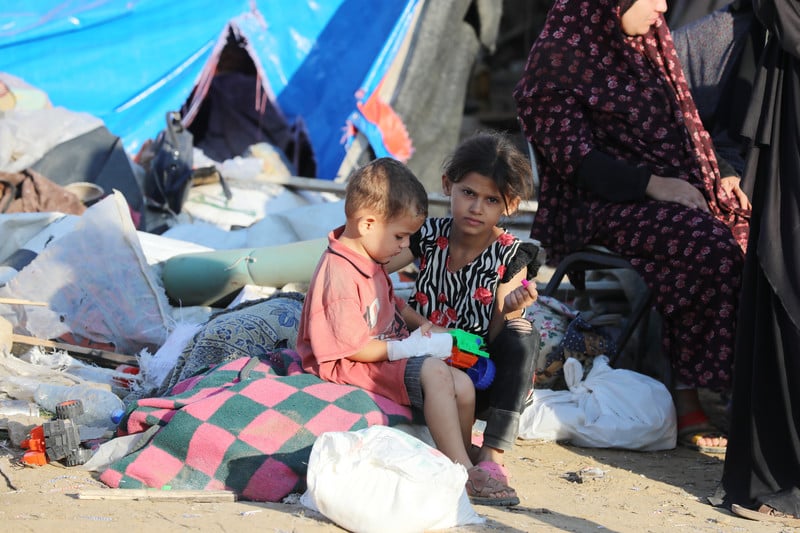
[10,333,138,367]
[75,489,237,502]
[0,316,10,355]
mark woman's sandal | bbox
[465,466,520,507]
[732,504,800,524]
[677,410,727,454]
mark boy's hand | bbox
[417,321,449,336]
[417,320,435,337]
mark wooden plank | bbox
[75,489,237,502]
[256,173,347,195]
[255,174,539,213]
[11,334,138,367]
[0,297,48,307]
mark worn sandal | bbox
[465,466,520,507]
[732,504,800,524]
[677,410,727,454]
[475,460,510,486]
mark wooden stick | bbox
[255,173,347,195]
[0,297,48,307]
[11,334,138,367]
[75,489,237,502]
[254,174,539,213]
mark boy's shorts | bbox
[403,355,429,410]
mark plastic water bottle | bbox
[0,399,41,417]
[0,400,42,429]
[33,383,125,429]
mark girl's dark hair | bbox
[442,131,534,209]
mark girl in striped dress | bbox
[390,131,543,489]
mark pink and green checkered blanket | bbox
[99,350,415,501]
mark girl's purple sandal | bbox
[476,460,511,486]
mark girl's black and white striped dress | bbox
[408,217,536,338]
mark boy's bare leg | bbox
[420,358,474,467]
[422,360,518,502]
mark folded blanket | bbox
[126,292,306,403]
[100,349,414,501]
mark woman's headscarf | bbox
[619,0,635,14]
[514,0,748,256]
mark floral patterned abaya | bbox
[514,0,751,389]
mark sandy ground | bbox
[0,264,788,532]
[0,391,795,533]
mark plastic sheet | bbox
[0,1,418,179]
[0,192,172,354]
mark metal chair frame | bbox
[522,127,655,368]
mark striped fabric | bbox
[410,217,531,336]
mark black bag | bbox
[31,125,145,224]
[145,111,194,214]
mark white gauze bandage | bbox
[386,328,453,361]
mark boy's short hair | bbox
[344,157,428,221]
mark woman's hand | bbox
[720,175,751,210]
[645,175,710,212]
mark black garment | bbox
[30,126,144,222]
[477,320,538,452]
[715,0,800,517]
[667,0,736,29]
[575,147,734,202]
[671,1,765,175]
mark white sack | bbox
[301,425,484,533]
[519,356,677,451]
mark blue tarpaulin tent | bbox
[0,0,418,179]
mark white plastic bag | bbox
[519,356,676,451]
[301,425,484,533]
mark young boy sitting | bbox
[297,157,519,506]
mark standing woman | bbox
[514,0,751,453]
[716,0,800,523]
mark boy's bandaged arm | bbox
[386,329,453,361]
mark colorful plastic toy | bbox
[447,329,496,390]
[20,400,94,466]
